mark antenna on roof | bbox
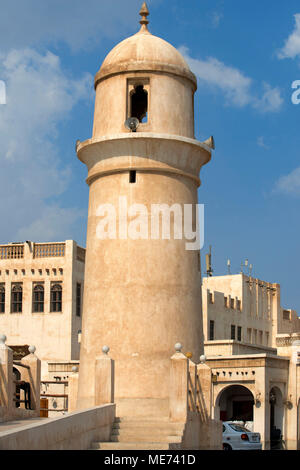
[205,245,213,277]
[249,264,253,277]
[240,258,251,275]
[227,259,231,275]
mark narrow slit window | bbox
[231,324,236,340]
[129,170,136,184]
[76,283,81,317]
[131,85,148,123]
[237,326,242,342]
[209,320,215,340]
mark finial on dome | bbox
[139,2,150,32]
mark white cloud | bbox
[0,48,92,243]
[0,0,158,53]
[257,136,270,150]
[179,47,283,112]
[179,46,252,107]
[16,206,85,242]
[211,11,223,29]
[277,14,300,59]
[274,167,300,196]
[0,0,161,244]
[253,83,283,113]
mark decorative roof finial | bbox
[139,2,150,32]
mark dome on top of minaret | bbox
[94,3,197,88]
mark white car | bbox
[222,422,262,450]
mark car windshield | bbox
[228,423,249,433]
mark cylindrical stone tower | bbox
[76,3,213,416]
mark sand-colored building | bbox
[1,243,299,447]
[0,2,299,450]
[1,243,299,448]
[202,274,300,352]
[201,274,300,449]
[0,240,84,378]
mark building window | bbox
[0,284,5,313]
[230,298,235,309]
[253,329,257,344]
[33,284,44,313]
[50,284,62,312]
[237,299,241,311]
[237,326,242,342]
[76,283,81,317]
[231,325,236,340]
[265,332,269,346]
[130,85,148,123]
[209,320,215,340]
[11,284,23,313]
[283,309,290,321]
[224,296,228,308]
[209,292,213,304]
[247,328,252,343]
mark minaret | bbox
[76,3,213,416]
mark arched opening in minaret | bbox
[130,85,148,123]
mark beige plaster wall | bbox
[181,413,222,450]
[204,340,277,357]
[93,72,195,139]
[207,354,292,449]
[202,274,299,350]
[77,169,205,408]
[0,240,84,378]
[0,404,115,450]
[77,23,213,412]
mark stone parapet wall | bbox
[0,404,115,450]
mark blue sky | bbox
[0,1,300,312]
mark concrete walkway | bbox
[0,417,52,433]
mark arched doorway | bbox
[269,386,284,449]
[217,385,254,423]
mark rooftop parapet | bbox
[0,241,86,262]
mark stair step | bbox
[112,422,184,431]
[91,442,179,450]
[114,416,170,423]
[110,434,182,443]
[90,415,184,450]
[111,429,183,438]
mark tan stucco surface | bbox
[0,240,84,378]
